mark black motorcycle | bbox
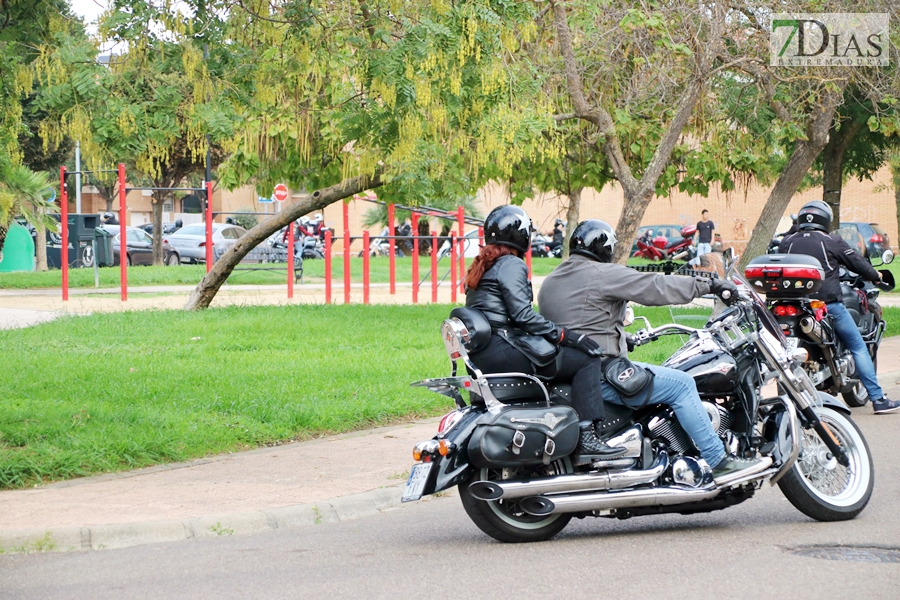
[403,257,872,542]
[747,251,894,407]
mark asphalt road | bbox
[2,406,899,600]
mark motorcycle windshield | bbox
[732,270,787,344]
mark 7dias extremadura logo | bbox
[771,13,889,66]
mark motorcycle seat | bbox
[482,375,548,403]
[549,383,634,432]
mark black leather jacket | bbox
[779,230,880,303]
[465,254,560,341]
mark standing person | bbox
[538,219,771,484]
[779,200,899,414]
[464,205,624,458]
[695,209,715,256]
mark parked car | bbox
[839,222,891,258]
[139,222,182,235]
[164,223,247,263]
[101,225,180,266]
[833,226,869,258]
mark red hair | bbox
[465,244,519,289]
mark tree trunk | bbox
[151,190,166,265]
[34,217,48,271]
[613,187,654,263]
[0,225,7,263]
[891,156,900,251]
[821,118,865,230]
[184,173,382,310]
[738,88,846,271]
[562,186,582,260]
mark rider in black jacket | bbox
[465,205,625,457]
[779,200,899,414]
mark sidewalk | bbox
[2,295,900,553]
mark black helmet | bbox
[483,205,533,253]
[797,200,832,232]
[102,212,114,221]
[569,219,617,262]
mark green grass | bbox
[3,303,898,490]
[0,257,564,289]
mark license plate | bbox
[785,337,798,353]
[401,463,433,503]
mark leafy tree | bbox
[183,0,554,309]
[35,0,232,265]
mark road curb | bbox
[0,484,410,554]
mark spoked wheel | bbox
[458,459,573,543]
[778,407,873,521]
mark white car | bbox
[164,223,247,263]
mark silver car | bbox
[164,223,247,263]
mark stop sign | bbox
[273,183,289,202]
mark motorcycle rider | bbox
[538,219,770,483]
[101,211,119,225]
[547,219,565,254]
[779,200,899,414]
[465,206,624,458]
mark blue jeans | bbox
[826,302,883,400]
[697,242,712,256]
[601,363,726,468]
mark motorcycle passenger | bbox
[465,206,624,458]
[538,219,769,483]
[779,200,899,414]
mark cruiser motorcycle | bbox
[747,252,895,407]
[403,260,873,543]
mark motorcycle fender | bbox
[420,409,483,496]
[816,391,851,416]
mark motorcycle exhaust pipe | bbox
[799,316,824,342]
[468,453,668,501]
[520,461,776,516]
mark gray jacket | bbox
[537,255,711,357]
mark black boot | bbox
[576,422,627,458]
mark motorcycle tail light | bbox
[438,410,463,434]
[773,304,799,317]
[810,300,826,309]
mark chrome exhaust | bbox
[520,465,778,516]
[467,453,668,501]
[799,316,824,342]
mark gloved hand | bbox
[626,334,636,353]
[709,278,738,305]
[561,328,602,356]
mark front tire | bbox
[778,407,873,521]
[165,252,180,266]
[458,460,573,543]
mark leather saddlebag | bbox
[467,406,579,468]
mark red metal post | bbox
[343,201,350,305]
[526,243,533,280]
[387,203,396,295]
[118,163,127,301]
[431,230,438,303]
[325,230,332,304]
[205,180,213,271]
[287,221,295,299]
[60,166,68,301]
[450,233,457,304]
[411,214,419,304]
[363,231,370,305]
[457,206,466,294]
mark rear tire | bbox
[842,353,875,407]
[778,407,873,521]
[458,460,573,543]
[165,252,180,266]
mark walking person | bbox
[695,209,715,256]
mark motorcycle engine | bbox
[648,402,733,455]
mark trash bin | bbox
[93,227,114,267]
[0,222,35,272]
